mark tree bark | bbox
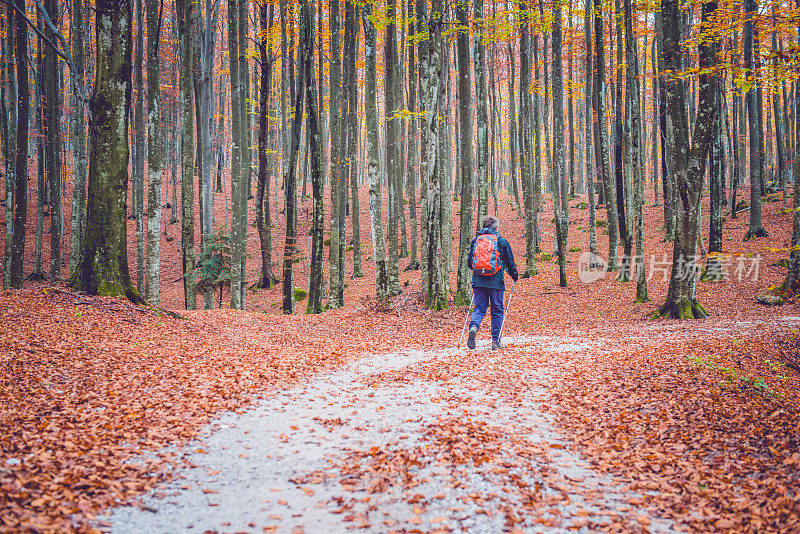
[584,0,597,260]
[625,0,647,301]
[385,0,401,297]
[654,0,718,319]
[329,0,343,307]
[594,0,618,269]
[133,0,144,292]
[474,0,489,224]
[519,9,537,277]
[303,0,325,314]
[180,0,197,309]
[70,0,143,303]
[455,0,474,305]
[9,0,27,289]
[421,0,447,309]
[69,0,86,275]
[256,2,278,290]
[344,1,363,278]
[743,0,768,240]
[282,1,305,315]
[552,0,567,287]
[362,2,388,301]
[145,0,163,304]
[782,0,800,295]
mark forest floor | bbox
[2,182,800,532]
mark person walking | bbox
[467,216,519,350]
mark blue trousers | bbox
[469,287,504,343]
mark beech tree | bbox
[654,0,719,319]
[70,0,143,303]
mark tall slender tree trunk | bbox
[519,10,537,278]
[329,0,343,307]
[782,0,800,295]
[455,0,474,305]
[743,0,768,240]
[145,0,163,304]
[584,0,597,260]
[625,0,647,301]
[507,35,521,210]
[404,0,419,271]
[614,0,630,281]
[363,2,388,301]
[385,0,402,297]
[228,0,245,309]
[303,0,325,314]
[9,0,27,289]
[133,0,144,292]
[421,0,447,309]
[552,0,567,287]
[180,0,197,309]
[2,2,15,289]
[345,1,363,278]
[69,0,87,275]
[474,0,489,223]
[655,0,718,319]
[593,0,618,269]
[256,2,278,290]
[42,0,62,279]
[283,3,305,315]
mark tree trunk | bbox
[455,0,473,305]
[228,0,245,309]
[552,0,567,287]
[340,2,364,285]
[625,0,647,301]
[404,0,419,271]
[772,6,787,197]
[362,2,388,301]
[507,35,520,210]
[70,0,143,303]
[180,0,197,309]
[654,0,718,319]
[385,0,401,297]
[133,0,144,292]
[69,0,86,275]
[303,0,324,314]
[519,10,537,278]
[593,0,618,269]
[329,0,343,307]
[1,1,14,289]
[9,0,27,289]
[256,2,278,290]
[585,0,597,260]
[144,0,163,304]
[282,5,305,315]
[474,0,489,224]
[614,0,630,281]
[743,0,768,240]
[782,5,800,295]
[421,0,447,310]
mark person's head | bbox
[482,215,499,231]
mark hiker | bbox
[467,215,519,350]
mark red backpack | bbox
[473,234,501,276]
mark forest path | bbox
[102,330,685,534]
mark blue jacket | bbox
[467,228,518,290]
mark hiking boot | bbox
[492,340,504,350]
[467,327,477,350]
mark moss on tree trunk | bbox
[69,0,144,305]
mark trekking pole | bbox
[497,280,515,342]
[457,293,475,349]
